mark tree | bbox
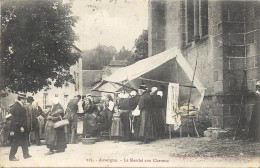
[134,29,148,62]
[82,45,117,70]
[117,46,134,61]
[1,0,80,93]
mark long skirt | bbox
[120,111,131,141]
[45,120,67,151]
[249,101,260,141]
[107,110,113,128]
[111,118,124,137]
[132,116,140,139]
[138,109,156,140]
[83,113,97,137]
[153,108,165,138]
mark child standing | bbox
[110,106,124,143]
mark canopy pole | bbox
[139,77,196,88]
[187,52,199,138]
[92,90,119,94]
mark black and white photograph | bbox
[0,0,260,167]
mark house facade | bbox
[33,46,83,109]
[1,46,83,110]
[149,0,260,130]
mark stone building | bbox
[148,0,260,130]
[1,45,83,110]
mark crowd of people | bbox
[79,84,166,144]
[3,80,260,161]
[3,84,167,161]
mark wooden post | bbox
[192,118,200,137]
[187,50,199,138]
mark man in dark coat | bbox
[64,95,81,144]
[32,101,44,146]
[138,85,156,143]
[25,96,43,146]
[9,94,31,161]
[24,96,34,146]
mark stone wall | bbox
[148,0,260,131]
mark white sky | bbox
[71,0,148,51]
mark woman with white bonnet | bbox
[45,97,67,155]
[151,87,165,138]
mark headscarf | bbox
[157,91,163,98]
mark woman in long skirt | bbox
[110,106,124,142]
[138,85,156,143]
[45,98,67,155]
[82,98,98,138]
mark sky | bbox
[71,0,148,51]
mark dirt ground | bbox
[0,121,259,167]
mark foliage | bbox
[117,46,134,62]
[82,45,117,70]
[134,29,148,62]
[0,0,80,93]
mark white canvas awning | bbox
[103,47,206,109]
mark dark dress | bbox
[152,94,165,138]
[138,91,156,142]
[119,98,131,141]
[45,103,67,152]
[249,95,260,141]
[92,108,109,137]
[130,95,141,139]
[82,104,98,137]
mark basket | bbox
[81,137,97,144]
[53,119,69,128]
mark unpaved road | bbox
[0,136,259,167]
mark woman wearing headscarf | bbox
[82,98,98,138]
[151,88,165,139]
[127,91,140,140]
[138,85,156,143]
[118,93,132,141]
[45,98,67,155]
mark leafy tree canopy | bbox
[116,46,134,62]
[82,45,117,70]
[134,29,148,62]
[1,0,80,93]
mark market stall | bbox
[93,47,206,137]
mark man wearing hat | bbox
[24,96,35,146]
[9,94,31,161]
[249,81,260,142]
